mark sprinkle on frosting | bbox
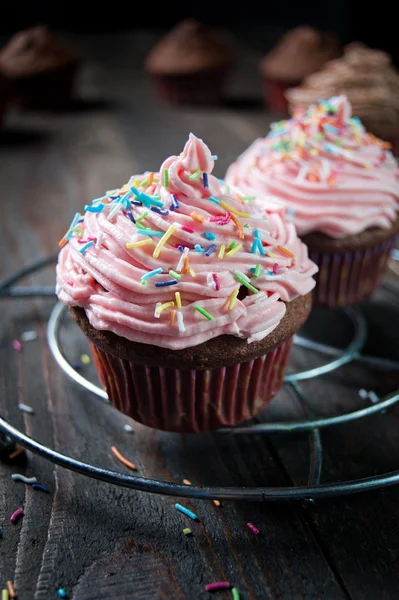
[56,133,317,350]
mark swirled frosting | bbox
[56,134,317,350]
[225,96,399,238]
[286,43,399,138]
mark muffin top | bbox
[144,19,232,76]
[225,96,399,239]
[259,26,342,82]
[0,25,78,78]
[286,43,399,138]
[56,134,316,350]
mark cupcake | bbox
[0,25,79,109]
[144,19,233,106]
[286,43,399,154]
[259,26,342,114]
[56,134,317,433]
[225,96,399,308]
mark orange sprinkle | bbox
[170,310,176,326]
[111,446,137,471]
[8,447,25,460]
[382,141,392,149]
[7,581,17,598]
[190,211,205,224]
[148,172,154,187]
[182,256,190,274]
[230,214,244,239]
[183,479,192,485]
[213,500,221,507]
[234,193,245,205]
[58,236,67,248]
[278,245,295,259]
[327,175,337,187]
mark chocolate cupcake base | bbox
[151,70,227,106]
[11,63,78,109]
[262,77,301,114]
[71,294,312,432]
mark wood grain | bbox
[1,31,399,600]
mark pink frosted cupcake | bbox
[225,96,399,308]
[56,134,317,432]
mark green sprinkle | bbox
[228,240,236,252]
[244,224,250,228]
[164,169,169,187]
[336,139,343,146]
[241,195,256,200]
[135,211,149,222]
[136,222,146,230]
[169,270,181,281]
[188,168,201,181]
[140,175,149,187]
[254,264,261,278]
[194,305,214,321]
[231,588,240,600]
[314,133,324,141]
[235,273,259,294]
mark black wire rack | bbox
[1,255,399,501]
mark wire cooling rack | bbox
[1,255,399,501]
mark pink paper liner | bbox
[88,338,293,433]
[151,70,227,106]
[261,77,301,114]
[308,236,397,308]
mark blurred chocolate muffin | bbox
[0,25,80,109]
[0,72,10,130]
[145,19,233,106]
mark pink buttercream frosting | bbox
[225,95,399,238]
[56,134,317,349]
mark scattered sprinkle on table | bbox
[32,483,49,493]
[11,340,22,352]
[2,589,9,600]
[183,479,191,485]
[18,403,34,414]
[205,582,231,592]
[10,508,24,523]
[183,528,192,536]
[123,424,134,433]
[247,522,260,535]
[21,330,38,342]
[57,589,67,598]
[80,353,91,365]
[231,587,240,600]
[213,499,221,507]
[6,581,16,599]
[175,503,198,521]
[8,447,25,460]
[111,446,137,471]
[11,474,37,484]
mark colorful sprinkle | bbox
[170,310,177,326]
[135,210,149,222]
[182,225,195,234]
[194,305,214,321]
[12,340,22,352]
[254,264,261,278]
[153,225,175,258]
[231,587,240,600]
[175,292,182,308]
[79,241,95,254]
[235,272,259,294]
[177,311,185,333]
[203,173,209,188]
[81,354,91,365]
[8,447,25,460]
[2,589,9,600]
[21,330,38,342]
[203,232,216,240]
[205,244,217,256]
[228,240,236,251]
[163,169,169,187]
[228,287,239,310]
[170,194,180,210]
[141,268,163,282]
[169,270,181,281]
[139,229,165,237]
[177,247,189,271]
[190,211,205,223]
[189,268,196,277]
[155,301,175,317]
[212,273,220,291]
[183,479,192,485]
[111,446,137,471]
[126,239,153,249]
[57,589,67,598]
[278,245,295,259]
[220,201,250,218]
[123,424,134,433]
[6,581,16,599]
[247,522,260,535]
[188,168,201,180]
[11,474,37,484]
[155,279,178,287]
[84,204,104,213]
[10,508,24,523]
[205,582,231,592]
[273,263,279,274]
[209,212,231,225]
[213,500,221,507]
[231,214,244,239]
[211,155,218,160]
[183,528,192,536]
[175,503,198,520]
[32,483,49,493]
[218,244,225,259]
[18,403,34,414]
[150,206,169,215]
[194,244,206,253]
[226,243,242,257]
[209,196,220,204]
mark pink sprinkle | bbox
[182,226,195,234]
[272,263,279,275]
[12,340,22,352]
[212,273,220,291]
[209,211,231,225]
[67,280,75,287]
[87,237,97,243]
[205,582,231,592]
[10,508,24,523]
[247,522,260,535]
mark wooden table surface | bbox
[1,31,399,600]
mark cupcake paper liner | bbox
[262,77,301,114]
[309,236,397,308]
[151,70,227,106]
[12,63,78,109]
[89,338,293,433]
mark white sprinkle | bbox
[123,424,134,433]
[253,292,269,304]
[107,202,123,221]
[18,403,34,414]
[21,331,38,342]
[319,158,331,180]
[368,390,380,404]
[11,474,37,484]
[177,311,185,333]
[154,302,161,318]
[207,273,216,289]
[358,388,369,400]
[96,233,103,248]
[234,269,250,282]
[176,247,189,273]
[296,163,308,183]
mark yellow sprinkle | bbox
[183,479,191,485]
[175,292,182,308]
[132,179,140,188]
[218,244,225,259]
[310,148,318,156]
[266,251,275,258]
[126,239,153,249]
[2,589,9,600]
[183,528,192,535]
[226,243,243,257]
[220,200,250,218]
[213,500,221,507]
[153,225,175,259]
[189,268,196,277]
[228,287,239,311]
[81,353,91,365]
[155,301,175,316]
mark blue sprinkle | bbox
[253,229,260,239]
[70,212,81,229]
[209,196,220,204]
[84,204,104,213]
[154,280,178,287]
[203,173,209,188]
[212,155,218,160]
[324,125,339,133]
[142,267,163,281]
[203,232,216,241]
[175,503,198,521]
[170,205,175,211]
[57,589,67,599]
[151,206,169,216]
[79,241,95,254]
[205,244,217,257]
[140,193,164,208]
[171,194,180,209]
[32,483,49,493]
[139,229,165,237]
[178,245,184,252]
[71,363,82,371]
[194,244,206,253]
[131,200,143,206]
[126,211,136,223]
[352,117,362,126]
